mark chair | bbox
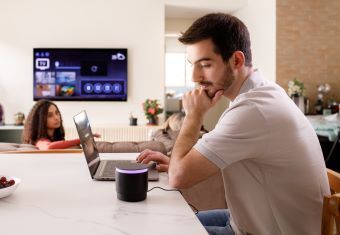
[322,169,340,235]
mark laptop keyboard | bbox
[100,160,135,177]
[99,160,159,181]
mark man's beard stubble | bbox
[203,64,235,99]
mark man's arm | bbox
[168,115,219,188]
[168,88,224,189]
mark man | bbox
[138,13,329,235]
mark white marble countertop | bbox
[0,153,207,235]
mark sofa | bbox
[0,141,166,154]
[95,141,166,154]
[0,142,38,152]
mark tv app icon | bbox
[36,58,50,70]
[112,83,122,94]
[83,83,93,93]
[111,53,125,61]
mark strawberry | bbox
[0,176,6,183]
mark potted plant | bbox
[288,78,304,98]
[288,78,306,113]
[142,99,163,125]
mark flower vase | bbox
[292,95,305,114]
[147,116,158,126]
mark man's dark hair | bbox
[22,99,65,145]
[178,13,252,66]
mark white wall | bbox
[0,0,164,127]
[165,18,194,36]
[165,19,193,53]
[233,0,276,81]
[0,0,276,130]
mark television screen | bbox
[33,48,128,101]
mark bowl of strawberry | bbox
[0,175,21,199]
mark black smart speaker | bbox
[115,164,148,202]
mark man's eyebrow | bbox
[187,57,212,65]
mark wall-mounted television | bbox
[33,48,128,101]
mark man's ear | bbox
[229,51,245,69]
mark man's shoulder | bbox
[232,81,287,112]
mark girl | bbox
[22,100,81,150]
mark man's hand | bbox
[182,87,224,117]
[136,149,170,172]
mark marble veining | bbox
[0,153,207,235]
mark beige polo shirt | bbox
[194,71,330,235]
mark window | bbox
[165,52,194,97]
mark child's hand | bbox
[93,133,101,138]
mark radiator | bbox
[64,126,161,142]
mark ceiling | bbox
[165,0,248,19]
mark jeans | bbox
[196,209,235,235]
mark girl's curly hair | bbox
[22,100,65,145]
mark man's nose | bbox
[191,66,203,83]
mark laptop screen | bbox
[73,110,100,177]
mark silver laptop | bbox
[73,110,159,181]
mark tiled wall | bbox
[277,0,340,113]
